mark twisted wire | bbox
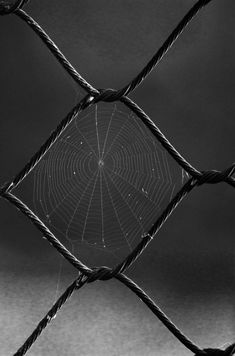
[12,262,235,356]
[102,177,196,278]
[12,267,205,356]
[116,0,214,98]
[121,95,202,178]
[115,273,206,355]
[2,168,234,355]
[1,191,92,276]
[3,163,234,284]
[1,94,94,193]
[0,176,195,279]
[14,9,98,96]
[11,0,212,99]
[80,0,214,101]
[13,273,87,356]
[14,261,235,356]
[0,96,234,356]
[196,165,235,187]
[0,0,234,355]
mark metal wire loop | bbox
[87,266,113,283]
[0,1,234,355]
[94,88,123,103]
[197,164,235,186]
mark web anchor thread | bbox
[0,0,234,355]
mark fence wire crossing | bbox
[0,0,235,355]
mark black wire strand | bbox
[0,0,234,355]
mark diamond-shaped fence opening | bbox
[0,1,235,356]
[14,100,184,266]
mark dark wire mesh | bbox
[0,1,235,355]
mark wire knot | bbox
[95,88,124,103]
[196,344,235,356]
[87,266,114,283]
[0,0,29,15]
[196,164,235,186]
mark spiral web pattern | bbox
[1,1,235,355]
[31,103,181,256]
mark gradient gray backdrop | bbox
[0,1,234,355]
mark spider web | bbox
[14,102,186,264]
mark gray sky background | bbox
[0,1,234,355]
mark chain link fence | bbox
[0,0,235,355]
